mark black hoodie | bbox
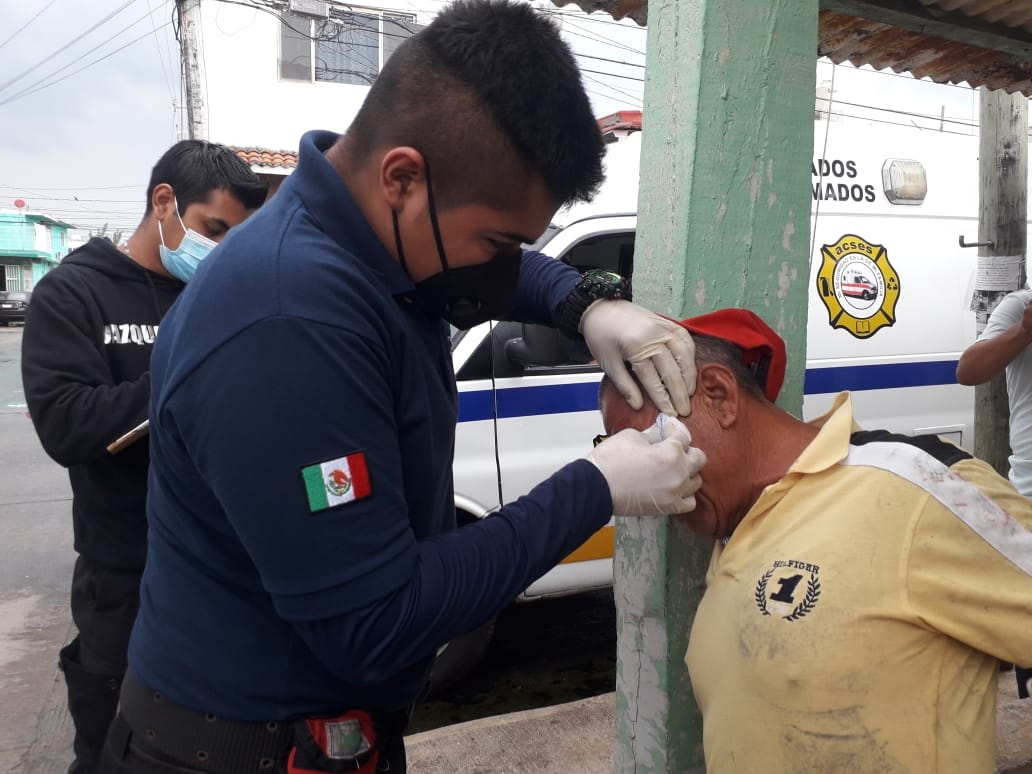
[22,237,184,571]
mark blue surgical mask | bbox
[158,198,217,282]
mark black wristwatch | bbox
[557,269,632,340]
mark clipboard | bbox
[107,419,150,454]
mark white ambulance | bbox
[434,116,1031,684]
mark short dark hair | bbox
[345,0,605,209]
[144,140,268,215]
[599,334,768,411]
[692,335,768,402]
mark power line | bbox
[0,0,140,96]
[0,196,142,204]
[551,14,645,57]
[145,0,177,100]
[581,71,642,107]
[816,58,975,93]
[0,184,143,191]
[821,109,978,137]
[579,66,645,84]
[574,51,644,69]
[537,5,648,31]
[1,3,171,106]
[0,22,174,107]
[0,0,60,52]
[827,97,980,129]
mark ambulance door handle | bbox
[959,235,994,249]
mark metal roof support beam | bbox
[821,0,1032,59]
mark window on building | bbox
[280,9,422,85]
[5,264,22,292]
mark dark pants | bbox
[63,556,142,774]
[1019,666,1031,699]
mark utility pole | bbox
[970,88,1028,475]
[176,0,207,140]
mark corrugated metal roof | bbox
[552,0,1032,95]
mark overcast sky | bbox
[0,0,182,234]
[0,0,1005,237]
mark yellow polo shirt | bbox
[686,393,1032,773]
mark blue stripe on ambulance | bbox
[457,359,961,423]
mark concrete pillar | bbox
[613,0,818,770]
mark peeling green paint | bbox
[613,0,817,771]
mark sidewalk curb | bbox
[406,693,614,774]
[405,676,1032,774]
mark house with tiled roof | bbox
[227,146,299,198]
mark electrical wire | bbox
[553,14,645,56]
[538,4,649,30]
[0,22,174,107]
[145,0,176,100]
[0,0,60,53]
[575,51,644,69]
[816,58,975,92]
[578,66,647,84]
[0,183,143,191]
[0,0,141,96]
[1,4,171,106]
[215,0,394,84]
[581,71,643,107]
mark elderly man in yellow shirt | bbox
[599,308,1032,773]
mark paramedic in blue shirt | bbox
[100,3,706,772]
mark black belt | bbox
[113,670,297,773]
[112,671,412,773]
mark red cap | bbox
[677,309,786,402]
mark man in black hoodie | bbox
[21,141,267,774]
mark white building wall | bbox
[198,1,441,151]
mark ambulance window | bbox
[455,231,636,381]
[456,320,598,381]
[560,231,635,279]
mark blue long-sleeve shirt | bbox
[130,130,613,720]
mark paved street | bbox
[0,326,76,773]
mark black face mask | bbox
[393,165,522,330]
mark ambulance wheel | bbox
[428,616,496,696]
[861,290,873,300]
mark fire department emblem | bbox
[326,468,352,497]
[816,234,900,339]
[755,559,822,622]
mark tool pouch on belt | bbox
[287,711,379,773]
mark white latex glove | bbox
[587,414,706,516]
[580,299,697,416]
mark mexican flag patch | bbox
[301,452,371,512]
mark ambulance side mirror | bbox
[505,324,564,369]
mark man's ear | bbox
[151,183,175,220]
[695,363,740,429]
[379,147,427,212]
